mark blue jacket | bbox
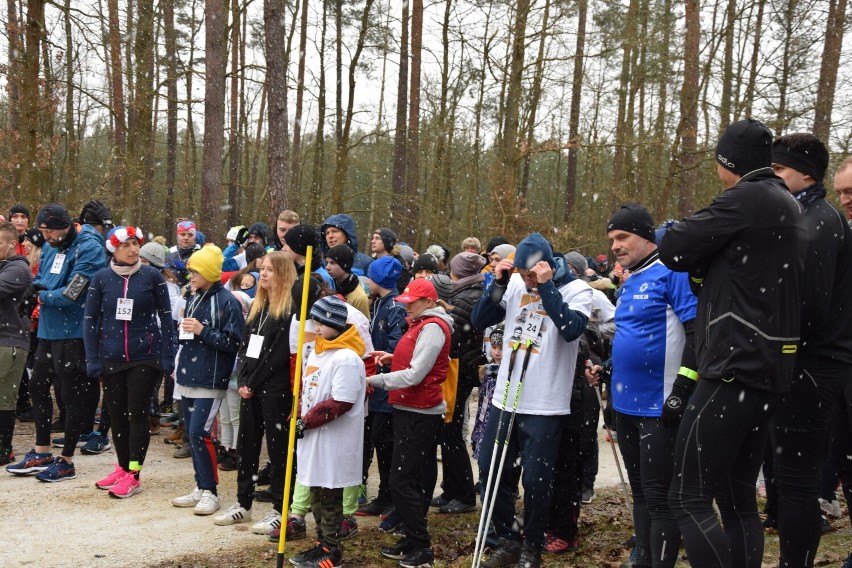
[368,289,407,412]
[83,264,177,377]
[34,224,108,340]
[321,214,373,275]
[176,282,244,390]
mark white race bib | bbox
[178,318,195,340]
[115,298,134,321]
[520,311,543,343]
[50,254,66,274]
[246,334,264,358]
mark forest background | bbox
[1,0,849,253]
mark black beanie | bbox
[412,253,439,274]
[486,236,509,254]
[25,227,45,248]
[9,203,29,219]
[36,204,72,230]
[373,228,397,253]
[607,203,656,243]
[772,135,829,183]
[284,224,319,257]
[326,244,354,273]
[244,242,266,265]
[716,119,773,176]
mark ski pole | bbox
[593,384,631,507]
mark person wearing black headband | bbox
[658,119,808,567]
[768,133,852,566]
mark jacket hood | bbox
[411,306,455,330]
[315,322,365,355]
[589,277,613,291]
[551,255,575,287]
[514,233,555,270]
[248,222,271,246]
[321,214,359,253]
[0,255,30,270]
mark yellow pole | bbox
[277,246,313,566]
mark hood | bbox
[315,322,366,355]
[514,233,555,270]
[248,222,271,247]
[589,277,613,291]
[76,223,106,250]
[550,255,575,287]
[321,214,360,254]
[411,306,455,331]
[0,255,30,274]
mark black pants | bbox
[236,395,291,512]
[669,379,778,568]
[618,411,680,568]
[312,486,344,548]
[438,376,476,504]
[101,365,159,470]
[828,373,852,526]
[771,368,844,568]
[579,379,601,491]
[362,411,394,506]
[30,339,99,457]
[548,412,582,542]
[390,409,442,549]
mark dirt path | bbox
[3,395,626,568]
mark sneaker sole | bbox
[339,527,358,540]
[109,485,142,499]
[251,524,281,535]
[172,500,200,507]
[36,472,77,482]
[399,561,433,568]
[7,466,50,475]
[81,445,111,455]
[194,507,221,516]
[381,551,410,560]
[214,514,252,526]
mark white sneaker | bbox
[819,498,842,518]
[251,511,282,534]
[194,490,221,515]
[172,487,203,508]
[215,503,252,526]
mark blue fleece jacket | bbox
[321,214,373,274]
[368,289,407,412]
[83,264,177,377]
[176,282,244,390]
[34,224,108,340]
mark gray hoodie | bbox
[0,255,33,350]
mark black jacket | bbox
[235,309,293,397]
[0,255,32,350]
[447,277,486,381]
[792,183,852,370]
[659,168,807,393]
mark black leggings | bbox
[101,365,159,470]
[828,373,852,527]
[669,379,778,568]
[236,395,292,512]
[30,339,99,457]
[438,376,476,504]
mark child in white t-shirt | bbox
[291,295,366,568]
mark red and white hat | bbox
[107,226,144,253]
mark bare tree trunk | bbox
[228,0,241,226]
[564,0,587,221]
[719,0,736,129]
[62,0,78,194]
[389,0,409,236]
[19,0,49,203]
[126,0,155,225]
[163,0,178,235]
[675,0,700,217]
[291,0,309,194]
[108,0,127,195]
[743,0,766,118]
[201,0,227,242]
[6,0,20,132]
[610,0,638,209]
[405,0,423,246]
[813,0,846,141]
[520,0,550,200]
[309,0,328,222]
[248,83,267,215]
[266,0,290,218]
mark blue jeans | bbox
[477,405,563,549]
[182,396,222,491]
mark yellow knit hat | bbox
[188,244,224,284]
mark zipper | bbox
[123,276,130,361]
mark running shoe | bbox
[0,450,14,466]
[339,516,358,539]
[96,464,128,489]
[285,516,307,540]
[543,533,578,554]
[35,457,76,482]
[81,432,111,454]
[399,547,434,568]
[214,503,252,526]
[293,545,341,568]
[51,431,96,448]
[109,472,142,498]
[378,509,401,533]
[6,449,53,475]
[251,511,282,534]
[288,542,323,565]
[173,487,203,507]
[194,490,220,515]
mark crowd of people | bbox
[1,119,851,568]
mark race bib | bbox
[115,298,134,321]
[178,318,194,340]
[520,311,543,343]
[50,254,66,274]
[246,334,264,358]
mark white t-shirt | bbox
[296,346,366,488]
[491,274,593,415]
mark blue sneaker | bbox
[51,432,96,449]
[81,432,111,455]
[6,449,53,475]
[35,458,77,482]
[378,509,401,533]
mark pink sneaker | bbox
[96,464,128,490]
[109,472,142,499]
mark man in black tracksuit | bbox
[769,134,852,567]
[659,119,808,568]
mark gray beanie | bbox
[491,244,516,260]
[139,242,167,268]
[563,252,588,277]
[310,296,349,332]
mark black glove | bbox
[79,200,114,230]
[662,375,697,428]
[295,418,305,439]
[495,268,511,287]
[236,227,249,246]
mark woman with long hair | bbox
[214,251,298,534]
[83,227,176,498]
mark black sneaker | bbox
[381,537,416,560]
[356,497,391,516]
[254,489,274,503]
[287,542,323,566]
[50,419,65,433]
[256,462,271,486]
[439,498,476,514]
[581,487,595,504]
[480,538,522,568]
[16,407,34,422]
[518,546,542,568]
[399,547,434,568]
[820,514,832,534]
[293,545,341,568]
[429,495,450,508]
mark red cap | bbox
[596,254,608,262]
[396,278,438,303]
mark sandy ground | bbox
[1,392,625,568]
